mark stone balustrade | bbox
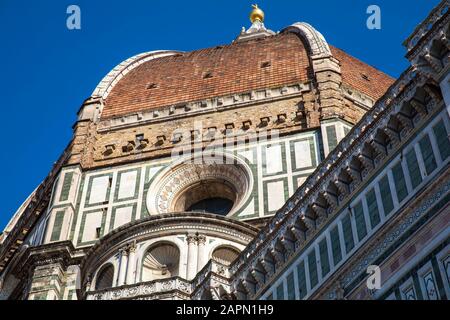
[85,258,231,300]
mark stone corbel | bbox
[259,117,270,127]
[103,144,116,156]
[242,120,252,130]
[424,50,443,73]
[277,113,287,123]
[122,141,135,153]
[156,135,166,146]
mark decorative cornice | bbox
[8,241,83,280]
[96,82,310,131]
[404,0,449,55]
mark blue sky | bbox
[0,0,439,230]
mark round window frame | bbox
[146,152,254,217]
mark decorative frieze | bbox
[86,277,192,300]
[404,0,449,54]
[96,83,310,132]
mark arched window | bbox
[95,264,114,290]
[211,246,240,265]
[141,243,180,282]
[187,197,234,216]
[174,180,237,216]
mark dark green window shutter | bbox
[378,175,394,215]
[342,212,355,253]
[392,162,408,203]
[308,250,318,288]
[59,172,74,202]
[50,211,65,242]
[353,201,367,241]
[419,134,437,175]
[366,188,381,229]
[276,282,284,300]
[326,125,338,151]
[319,238,330,277]
[309,137,317,166]
[296,261,307,299]
[406,149,422,189]
[286,272,295,300]
[432,120,450,160]
[330,226,342,265]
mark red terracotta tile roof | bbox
[101,33,395,119]
[330,46,395,100]
[102,33,311,119]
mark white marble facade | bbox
[35,129,324,249]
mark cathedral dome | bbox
[2,1,446,302]
[92,23,394,121]
[100,32,311,119]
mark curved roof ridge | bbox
[282,22,332,57]
[92,50,183,100]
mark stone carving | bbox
[86,277,193,300]
[146,153,253,216]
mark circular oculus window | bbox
[146,154,253,217]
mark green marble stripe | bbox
[59,172,74,202]
[50,211,65,242]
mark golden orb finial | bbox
[250,4,265,23]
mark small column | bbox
[117,248,128,286]
[186,234,198,280]
[197,235,207,272]
[126,242,137,285]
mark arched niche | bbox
[211,245,241,265]
[95,264,115,291]
[141,242,180,282]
